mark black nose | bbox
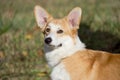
[45,37,52,44]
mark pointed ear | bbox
[67,7,82,29]
[34,5,52,30]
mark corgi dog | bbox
[34,5,120,80]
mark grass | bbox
[0,0,120,80]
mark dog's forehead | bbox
[48,23,61,29]
[48,19,68,30]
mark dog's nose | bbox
[45,37,52,44]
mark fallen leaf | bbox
[25,33,33,40]
[37,72,47,77]
[22,51,28,57]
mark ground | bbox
[0,0,120,80]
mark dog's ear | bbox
[67,7,82,29]
[34,5,52,30]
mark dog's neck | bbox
[44,36,86,68]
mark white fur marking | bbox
[51,63,70,80]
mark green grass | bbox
[0,0,120,79]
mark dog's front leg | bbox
[50,63,70,80]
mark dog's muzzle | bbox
[45,37,62,48]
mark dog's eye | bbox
[57,30,63,34]
[45,28,50,32]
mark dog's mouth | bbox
[57,43,62,47]
[48,43,62,48]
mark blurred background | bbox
[0,0,120,80]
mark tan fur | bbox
[62,49,120,80]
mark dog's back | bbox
[62,49,120,80]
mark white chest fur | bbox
[50,63,70,80]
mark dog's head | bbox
[34,6,82,49]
